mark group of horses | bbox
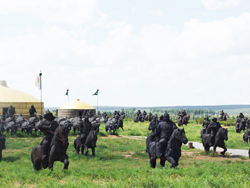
[0,115,41,135]
[1,110,250,171]
[134,111,153,123]
[30,115,101,170]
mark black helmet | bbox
[163,112,170,121]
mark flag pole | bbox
[97,94,99,114]
[40,71,43,115]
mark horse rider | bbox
[29,105,37,117]
[182,110,187,117]
[156,112,177,157]
[79,117,92,145]
[202,116,210,129]
[206,117,221,145]
[38,112,58,160]
[239,113,244,119]
[6,105,16,118]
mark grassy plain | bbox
[0,120,249,188]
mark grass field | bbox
[0,120,250,187]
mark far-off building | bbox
[58,99,95,118]
[0,80,44,120]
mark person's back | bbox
[82,119,92,135]
[29,105,37,117]
[156,113,177,156]
[7,105,16,118]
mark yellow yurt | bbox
[0,80,44,120]
[58,99,95,118]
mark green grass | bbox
[0,120,249,187]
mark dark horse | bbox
[147,129,188,168]
[31,121,71,170]
[74,130,98,157]
[201,127,228,156]
[235,118,246,133]
[178,115,190,126]
[105,118,118,135]
[70,117,83,135]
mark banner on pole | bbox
[35,75,41,90]
[92,89,99,96]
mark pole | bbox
[155,114,158,157]
[97,94,99,114]
[40,71,43,115]
[68,89,69,103]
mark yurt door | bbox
[2,108,8,120]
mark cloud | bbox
[148,9,164,17]
[0,1,250,106]
[202,0,241,10]
[0,0,107,25]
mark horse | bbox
[31,121,71,170]
[117,117,124,130]
[71,117,83,135]
[105,118,118,135]
[178,115,190,126]
[48,120,71,170]
[16,116,33,134]
[201,127,228,156]
[134,115,139,123]
[0,133,6,161]
[4,116,19,135]
[147,129,188,168]
[83,130,98,157]
[235,118,246,133]
[148,113,154,122]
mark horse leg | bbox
[33,160,42,171]
[213,145,217,156]
[60,154,69,170]
[76,146,80,154]
[91,147,95,157]
[48,147,56,170]
[150,157,156,168]
[221,145,227,157]
[81,146,84,155]
[167,157,176,168]
[160,157,166,167]
[84,146,88,156]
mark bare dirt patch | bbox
[188,154,250,162]
[14,182,21,187]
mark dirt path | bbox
[189,141,249,157]
[126,136,249,157]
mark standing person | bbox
[6,105,16,118]
[156,113,177,157]
[29,105,37,117]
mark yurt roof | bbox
[0,80,41,103]
[60,99,94,110]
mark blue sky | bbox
[0,0,250,107]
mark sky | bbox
[0,0,250,107]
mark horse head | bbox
[217,127,228,141]
[173,128,188,144]
[56,121,71,147]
